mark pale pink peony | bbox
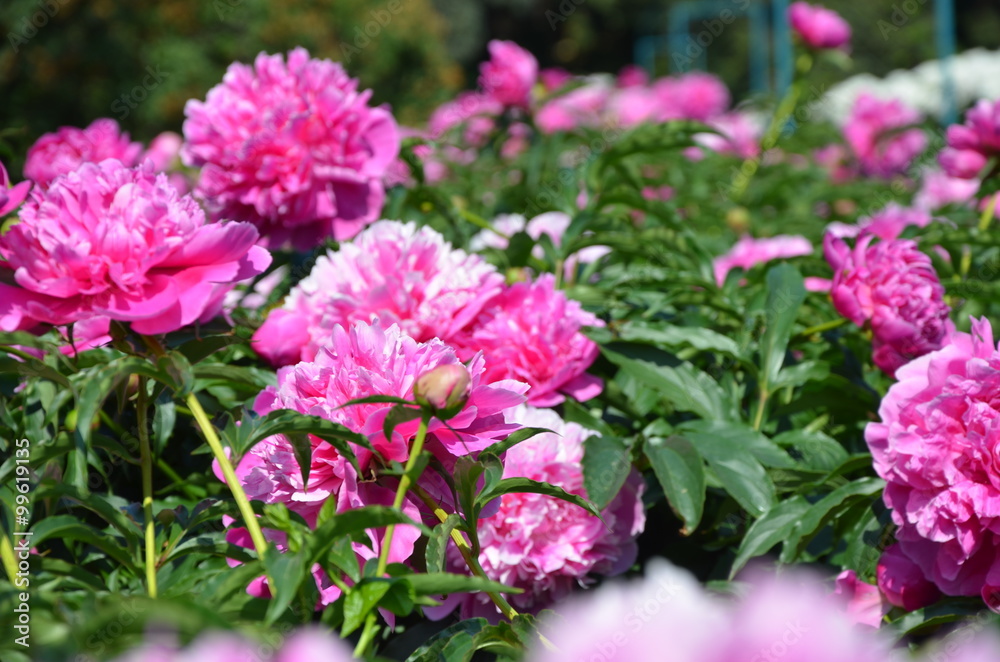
[914,169,979,210]
[713,235,813,286]
[833,570,889,627]
[453,273,604,407]
[469,212,611,274]
[829,203,934,241]
[433,405,645,620]
[539,67,573,92]
[182,48,400,250]
[143,131,183,172]
[866,318,1000,598]
[537,82,613,133]
[844,94,926,179]
[110,628,353,662]
[825,233,952,376]
[606,85,659,128]
[616,64,649,88]
[24,118,143,189]
[695,112,761,159]
[876,543,941,611]
[428,91,503,147]
[651,73,730,123]
[940,99,1000,179]
[0,160,31,217]
[788,2,852,50]
[478,40,538,109]
[0,160,270,335]
[252,220,504,366]
[528,560,893,662]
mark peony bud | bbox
[413,364,471,418]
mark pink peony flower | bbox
[539,67,573,92]
[606,85,659,128]
[713,235,813,286]
[537,82,613,133]
[433,405,645,620]
[0,160,31,217]
[914,169,979,210]
[470,212,611,275]
[110,628,353,662]
[652,72,730,122]
[24,118,143,189]
[616,64,649,88]
[825,233,952,376]
[0,160,270,335]
[527,560,893,662]
[695,112,761,159]
[876,543,941,611]
[428,91,503,146]
[143,131,183,172]
[252,220,504,366]
[940,99,1000,179]
[182,48,400,250]
[866,318,1000,598]
[478,40,538,109]
[832,203,933,241]
[833,570,889,627]
[788,2,852,50]
[843,94,926,179]
[453,273,603,407]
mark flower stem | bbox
[0,529,19,585]
[137,377,158,598]
[355,412,433,658]
[794,317,849,339]
[979,193,998,233]
[185,391,269,559]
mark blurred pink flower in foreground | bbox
[182,47,399,250]
[788,1,851,50]
[432,405,645,620]
[833,570,889,627]
[528,560,896,662]
[713,235,813,286]
[0,160,31,216]
[24,118,143,188]
[940,99,1000,179]
[253,220,504,366]
[0,160,270,335]
[111,628,352,662]
[868,318,1000,599]
[825,233,952,376]
[479,40,538,109]
[453,273,604,407]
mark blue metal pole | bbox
[749,3,770,94]
[634,36,658,77]
[771,0,793,97]
[935,0,957,125]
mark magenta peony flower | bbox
[914,169,979,210]
[252,220,504,366]
[527,560,893,662]
[143,131,183,172]
[788,1,852,50]
[182,48,400,249]
[0,160,270,335]
[713,235,813,286]
[866,318,1000,598]
[0,160,31,217]
[539,67,573,92]
[23,118,143,189]
[478,40,538,109]
[694,112,761,159]
[537,82,613,133]
[432,405,644,620]
[825,233,952,376]
[428,91,503,145]
[110,628,353,662]
[829,203,933,241]
[665,72,731,122]
[876,543,941,611]
[616,64,649,88]
[843,94,926,179]
[940,99,1000,179]
[606,85,659,128]
[453,273,603,407]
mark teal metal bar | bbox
[935,0,957,124]
[771,0,793,97]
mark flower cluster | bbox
[24,118,144,188]
[843,93,927,179]
[788,2,851,51]
[940,99,1000,179]
[182,48,400,249]
[824,232,951,376]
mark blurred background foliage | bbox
[1,0,998,165]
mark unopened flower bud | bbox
[413,364,471,418]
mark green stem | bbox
[0,529,19,585]
[137,377,158,598]
[186,392,269,559]
[752,389,768,432]
[794,317,849,339]
[355,414,432,658]
[978,193,998,233]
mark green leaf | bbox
[75,357,174,445]
[581,436,631,510]
[481,427,552,457]
[306,506,430,568]
[405,618,489,662]
[238,409,374,467]
[383,404,422,444]
[730,496,811,578]
[0,355,74,392]
[759,264,806,389]
[645,435,705,533]
[30,515,137,570]
[476,477,601,520]
[780,477,885,562]
[284,432,313,490]
[426,514,464,574]
[175,335,245,365]
[678,423,777,516]
[682,420,794,469]
[263,548,308,625]
[404,573,522,596]
[157,351,195,397]
[343,578,393,635]
[601,346,732,420]
[619,322,747,365]
[337,394,414,407]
